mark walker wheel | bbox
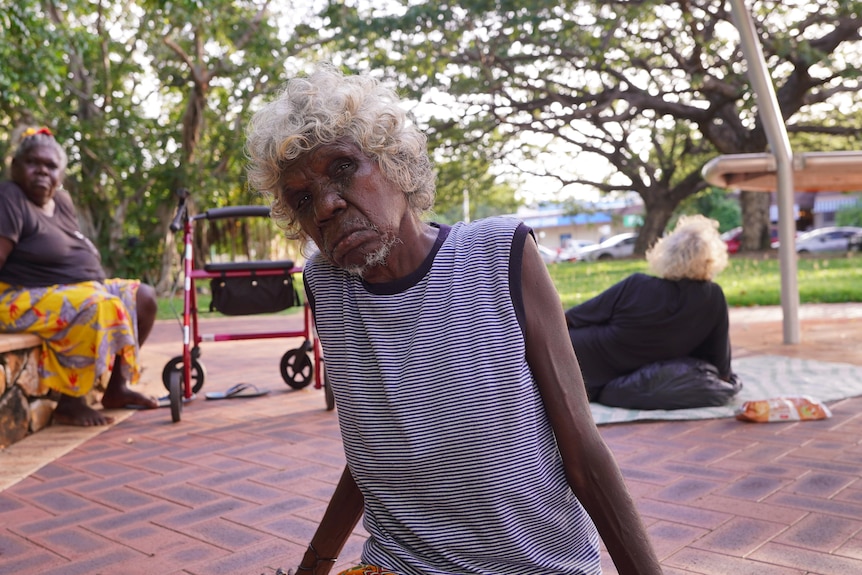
[169,371,183,423]
[162,356,206,394]
[280,348,313,389]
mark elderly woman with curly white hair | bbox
[566,214,742,409]
[247,65,664,575]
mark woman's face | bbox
[12,145,64,207]
[278,139,413,277]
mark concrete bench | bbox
[0,333,50,449]
[0,333,41,353]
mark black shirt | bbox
[0,181,105,287]
[565,273,732,397]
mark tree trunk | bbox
[154,198,181,296]
[155,232,178,296]
[635,200,675,255]
[739,191,772,251]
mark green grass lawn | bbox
[157,252,862,320]
[548,251,862,309]
[156,292,304,322]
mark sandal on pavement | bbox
[204,382,270,400]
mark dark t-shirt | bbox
[0,181,106,287]
[565,272,732,397]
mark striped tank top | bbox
[305,217,601,575]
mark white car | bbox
[537,244,561,264]
[577,233,638,261]
[558,239,598,262]
[772,226,862,253]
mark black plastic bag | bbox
[210,273,298,316]
[596,357,743,410]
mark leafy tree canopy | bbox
[0,0,304,288]
[307,0,862,252]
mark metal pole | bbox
[729,0,800,344]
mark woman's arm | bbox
[296,465,364,575]
[0,237,13,269]
[563,276,630,328]
[691,285,733,380]
[521,238,662,575]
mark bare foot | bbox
[53,395,116,427]
[101,385,159,410]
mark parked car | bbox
[577,233,638,261]
[772,226,862,253]
[849,230,862,252]
[537,244,561,264]
[721,226,781,253]
[721,227,743,253]
[558,239,598,262]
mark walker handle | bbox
[169,189,189,232]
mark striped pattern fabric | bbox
[338,565,398,575]
[306,217,600,575]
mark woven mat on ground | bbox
[590,354,862,425]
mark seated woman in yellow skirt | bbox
[0,127,159,426]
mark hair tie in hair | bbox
[20,126,54,141]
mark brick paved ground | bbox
[1,304,861,574]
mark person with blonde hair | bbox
[247,65,662,575]
[566,215,741,408]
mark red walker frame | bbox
[163,194,330,422]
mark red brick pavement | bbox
[1,305,861,575]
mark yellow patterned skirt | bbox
[0,279,141,397]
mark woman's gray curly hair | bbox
[14,130,68,173]
[245,66,436,239]
[646,215,729,281]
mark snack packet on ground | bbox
[735,396,832,422]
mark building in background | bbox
[516,187,859,256]
[510,194,644,251]
[766,191,861,231]
[811,192,861,228]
